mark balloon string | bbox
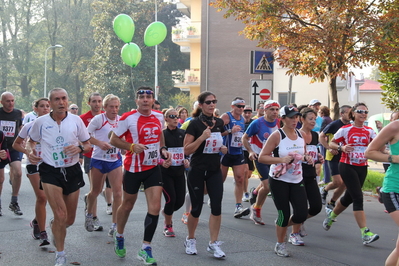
[130,67,135,92]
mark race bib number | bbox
[203,132,223,154]
[1,120,16,137]
[143,143,160,165]
[230,131,243,148]
[169,147,184,166]
[36,143,42,157]
[51,143,73,167]
[350,146,367,164]
[103,146,119,160]
[306,145,318,164]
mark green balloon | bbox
[113,14,135,43]
[121,43,142,67]
[144,21,167,47]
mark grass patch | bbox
[363,170,384,193]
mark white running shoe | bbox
[184,237,197,255]
[207,241,226,259]
[288,233,305,246]
[249,205,265,225]
[299,223,307,237]
[275,242,290,257]
[106,205,112,215]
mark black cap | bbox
[280,105,301,118]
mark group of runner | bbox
[0,88,392,265]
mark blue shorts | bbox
[0,149,21,169]
[328,160,340,176]
[254,160,270,181]
[90,158,122,174]
[221,153,245,167]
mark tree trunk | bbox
[328,76,340,120]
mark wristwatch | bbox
[78,145,85,153]
[227,129,232,134]
[388,155,393,163]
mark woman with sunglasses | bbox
[183,91,227,258]
[322,103,379,245]
[161,108,189,237]
[12,98,51,246]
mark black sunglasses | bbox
[137,90,154,95]
[168,115,179,119]
[355,110,369,114]
[244,110,252,113]
[203,100,218,105]
[71,108,78,110]
[235,105,245,108]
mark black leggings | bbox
[339,163,368,211]
[303,176,322,216]
[187,168,223,217]
[269,177,308,227]
[162,170,186,216]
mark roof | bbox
[359,79,382,92]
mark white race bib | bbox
[306,145,318,164]
[1,120,16,137]
[203,132,223,154]
[350,146,367,164]
[102,147,119,160]
[143,143,160,165]
[230,131,243,148]
[50,143,73,167]
[169,147,184,166]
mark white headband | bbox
[231,99,245,105]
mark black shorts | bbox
[243,150,255,171]
[26,164,39,175]
[83,156,91,174]
[123,166,162,195]
[382,192,399,213]
[39,162,85,195]
[0,149,21,169]
[221,153,245,167]
[328,160,340,176]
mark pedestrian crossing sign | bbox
[250,51,274,74]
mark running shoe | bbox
[106,205,113,215]
[323,215,334,231]
[39,231,50,247]
[325,204,338,222]
[138,247,157,265]
[9,202,23,215]
[234,205,250,218]
[49,218,56,248]
[30,219,40,240]
[362,228,380,245]
[242,192,250,202]
[320,187,328,205]
[93,217,103,231]
[108,224,116,237]
[376,186,383,204]
[113,232,126,258]
[163,224,175,237]
[55,253,66,266]
[181,212,189,224]
[139,183,145,192]
[288,233,305,246]
[249,205,265,225]
[184,237,197,255]
[207,241,226,259]
[299,223,307,237]
[249,187,257,205]
[274,242,290,257]
[85,213,94,232]
[207,198,211,208]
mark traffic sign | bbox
[250,79,273,110]
[250,51,274,74]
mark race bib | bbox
[143,143,160,165]
[203,132,223,154]
[102,146,119,160]
[306,145,318,164]
[1,120,16,137]
[350,146,367,164]
[169,147,184,166]
[51,143,73,167]
[230,131,243,148]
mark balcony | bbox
[171,21,201,46]
[172,68,201,88]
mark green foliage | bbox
[165,92,196,111]
[363,170,384,192]
[380,71,399,111]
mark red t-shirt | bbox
[80,110,104,158]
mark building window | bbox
[278,93,296,106]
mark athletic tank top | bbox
[383,140,399,193]
[223,112,245,155]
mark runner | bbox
[80,92,105,229]
[322,103,379,245]
[259,105,311,257]
[242,105,254,202]
[318,105,352,214]
[85,94,122,238]
[0,92,23,216]
[252,103,264,119]
[27,88,91,266]
[183,91,227,258]
[110,87,171,265]
[161,108,189,237]
[0,131,9,216]
[220,97,249,218]
[242,100,280,225]
[68,104,79,115]
[13,98,51,246]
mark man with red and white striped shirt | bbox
[110,87,171,265]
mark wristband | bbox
[130,143,135,153]
[388,155,393,163]
[78,145,84,153]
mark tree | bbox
[211,0,389,119]
[83,0,188,113]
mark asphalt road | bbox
[0,161,394,266]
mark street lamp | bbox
[44,44,63,97]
